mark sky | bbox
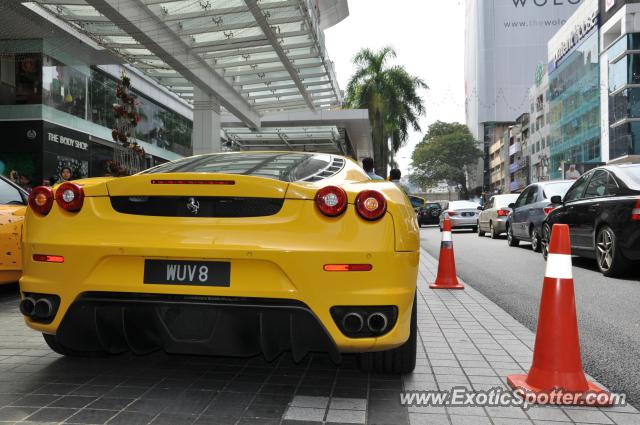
[324,0,466,176]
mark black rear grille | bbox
[110,196,284,217]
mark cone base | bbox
[507,374,613,406]
[429,283,464,290]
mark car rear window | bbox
[142,152,335,182]
[425,203,441,209]
[617,165,640,190]
[449,201,480,210]
[494,194,519,208]
[543,181,573,199]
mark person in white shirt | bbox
[362,157,383,180]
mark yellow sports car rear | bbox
[20,152,419,373]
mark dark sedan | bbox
[417,202,442,226]
[506,180,574,251]
[541,165,640,277]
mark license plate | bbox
[462,212,474,217]
[144,260,230,287]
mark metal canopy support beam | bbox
[244,0,315,112]
[85,0,261,129]
[193,88,221,155]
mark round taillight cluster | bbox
[28,186,54,216]
[355,190,387,221]
[315,187,387,221]
[315,186,348,217]
[55,182,84,212]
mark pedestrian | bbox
[389,168,408,193]
[18,174,32,193]
[565,164,581,180]
[58,167,72,182]
[362,157,383,181]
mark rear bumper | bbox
[20,198,418,354]
[449,217,477,228]
[50,293,342,362]
[493,217,508,233]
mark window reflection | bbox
[42,55,87,119]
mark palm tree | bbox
[345,47,427,178]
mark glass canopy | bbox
[223,125,348,154]
[29,0,342,114]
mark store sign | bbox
[551,10,598,66]
[511,0,581,7]
[605,0,615,11]
[47,132,88,151]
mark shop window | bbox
[42,55,87,119]
[0,53,42,105]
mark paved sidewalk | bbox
[410,250,640,425]
[0,248,637,424]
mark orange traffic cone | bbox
[507,224,612,405]
[430,217,464,290]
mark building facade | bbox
[600,0,640,164]
[465,0,583,191]
[547,0,601,179]
[528,66,552,182]
[0,40,192,185]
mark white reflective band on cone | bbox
[441,232,452,242]
[545,253,573,279]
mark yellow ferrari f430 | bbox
[20,152,420,373]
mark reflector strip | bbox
[323,264,373,272]
[545,253,572,279]
[151,180,235,185]
[33,254,64,263]
[632,208,640,220]
[442,232,452,242]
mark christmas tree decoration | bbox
[111,70,145,175]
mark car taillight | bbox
[28,186,54,216]
[497,208,510,217]
[447,211,457,217]
[55,182,84,212]
[543,206,555,216]
[632,199,640,221]
[315,186,348,217]
[355,190,386,221]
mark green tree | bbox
[345,47,427,178]
[410,121,482,200]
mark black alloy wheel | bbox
[595,226,631,277]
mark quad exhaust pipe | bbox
[341,311,390,335]
[19,297,36,317]
[367,312,389,334]
[20,297,54,320]
[342,312,364,333]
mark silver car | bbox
[477,194,520,238]
[439,200,481,232]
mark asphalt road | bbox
[421,225,640,408]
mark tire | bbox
[42,333,106,357]
[595,226,631,277]
[358,294,417,374]
[507,224,519,247]
[477,223,485,237]
[541,223,551,261]
[489,222,498,239]
[531,229,542,253]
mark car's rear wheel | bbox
[507,224,519,247]
[541,223,551,261]
[42,333,106,357]
[531,229,542,253]
[477,222,485,237]
[489,222,498,239]
[596,226,631,277]
[358,294,417,374]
